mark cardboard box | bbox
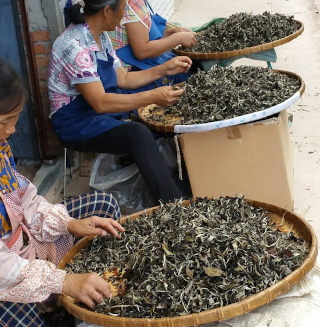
[179,109,294,210]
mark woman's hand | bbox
[175,32,197,48]
[63,273,111,308]
[163,27,194,37]
[126,21,196,59]
[67,217,125,238]
[163,56,192,76]
[152,86,184,107]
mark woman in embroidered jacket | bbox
[0,60,125,326]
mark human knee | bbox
[128,123,154,140]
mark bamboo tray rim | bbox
[57,199,318,327]
[172,20,304,60]
[137,69,305,134]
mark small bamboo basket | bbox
[57,199,317,327]
[137,104,177,133]
[137,69,305,133]
[172,20,304,60]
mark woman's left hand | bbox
[163,27,194,37]
[67,217,125,238]
[164,56,192,76]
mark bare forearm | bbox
[95,91,157,113]
[77,57,191,113]
[126,22,196,60]
[119,65,166,89]
[133,34,180,60]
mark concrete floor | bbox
[43,153,95,205]
[171,0,320,242]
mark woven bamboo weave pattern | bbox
[57,199,317,327]
[172,20,304,60]
[137,70,305,133]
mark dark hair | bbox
[0,59,28,115]
[68,0,121,25]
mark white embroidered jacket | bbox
[0,171,74,303]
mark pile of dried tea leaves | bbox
[148,66,300,125]
[66,196,310,319]
[178,12,301,53]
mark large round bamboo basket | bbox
[137,69,305,133]
[172,20,304,60]
[57,199,318,327]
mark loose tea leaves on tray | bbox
[65,196,310,318]
[147,66,301,125]
[178,12,301,53]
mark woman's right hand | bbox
[175,31,197,48]
[63,273,111,308]
[153,86,184,107]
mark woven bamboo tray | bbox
[137,69,305,133]
[172,20,304,60]
[57,199,318,327]
[138,104,177,133]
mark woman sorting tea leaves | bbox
[49,0,192,204]
[108,0,197,85]
[0,59,125,326]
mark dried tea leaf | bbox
[179,12,301,53]
[184,236,194,242]
[66,196,310,319]
[186,267,194,279]
[162,243,174,256]
[148,66,301,125]
[204,267,224,277]
[162,77,170,85]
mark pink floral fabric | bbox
[75,49,93,69]
[48,23,122,115]
[0,167,75,303]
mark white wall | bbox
[148,0,175,19]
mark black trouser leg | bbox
[61,122,182,202]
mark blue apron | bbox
[52,53,154,142]
[116,0,190,86]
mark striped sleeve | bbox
[123,0,152,29]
